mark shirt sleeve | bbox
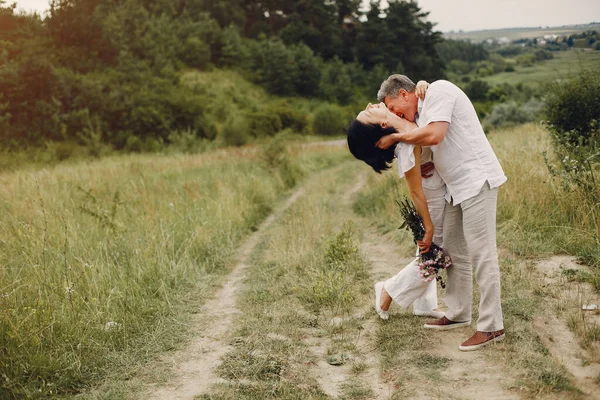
[423,86,456,126]
[394,142,416,179]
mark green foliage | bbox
[516,53,536,67]
[1,0,451,154]
[353,174,401,218]
[167,129,214,154]
[301,223,363,312]
[271,102,311,134]
[319,57,354,105]
[534,49,553,61]
[261,135,303,188]
[221,115,250,147]
[250,38,297,96]
[312,103,349,136]
[543,69,600,201]
[181,37,211,69]
[544,68,600,143]
[464,79,490,102]
[436,39,489,65]
[355,0,445,80]
[485,98,545,129]
[246,111,283,138]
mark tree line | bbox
[0,0,449,151]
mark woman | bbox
[346,102,447,320]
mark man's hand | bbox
[420,161,434,179]
[415,80,429,100]
[375,133,400,150]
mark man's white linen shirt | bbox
[394,99,445,191]
[418,80,507,205]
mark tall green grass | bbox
[0,144,349,398]
[492,123,600,269]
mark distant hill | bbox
[444,22,600,43]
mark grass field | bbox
[482,49,600,86]
[0,142,350,398]
[445,23,600,43]
[2,123,599,399]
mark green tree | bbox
[250,38,297,96]
[355,0,445,80]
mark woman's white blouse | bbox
[394,142,416,179]
[394,144,446,191]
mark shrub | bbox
[167,129,211,153]
[312,103,348,136]
[180,37,211,69]
[124,135,144,152]
[544,69,600,144]
[271,103,311,134]
[260,134,302,188]
[246,111,283,137]
[543,69,600,200]
[484,98,544,129]
[221,115,250,147]
[464,79,490,102]
[472,101,493,120]
[516,53,536,67]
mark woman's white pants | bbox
[383,185,446,312]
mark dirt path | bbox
[358,227,519,399]
[143,166,599,400]
[535,256,600,398]
[145,188,306,400]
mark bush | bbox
[222,115,250,146]
[260,134,303,188]
[544,69,600,143]
[534,49,553,61]
[180,37,211,69]
[167,129,212,153]
[543,69,600,200]
[484,98,544,129]
[516,53,536,67]
[472,101,493,120]
[246,111,283,137]
[464,79,490,102]
[312,103,348,136]
[271,103,311,134]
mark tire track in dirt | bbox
[302,172,399,399]
[145,187,307,400]
[345,173,396,399]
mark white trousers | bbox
[443,182,504,332]
[383,185,446,312]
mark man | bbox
[375,74,506,351]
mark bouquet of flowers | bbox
[396,197,452,288]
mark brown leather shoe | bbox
[459,330,505,351]
[423,316,471,330]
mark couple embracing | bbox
[347,75,506,351]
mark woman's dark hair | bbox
[345,119,397,173]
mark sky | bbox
[11,0,600,33]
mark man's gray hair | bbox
[377,74,416,103]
